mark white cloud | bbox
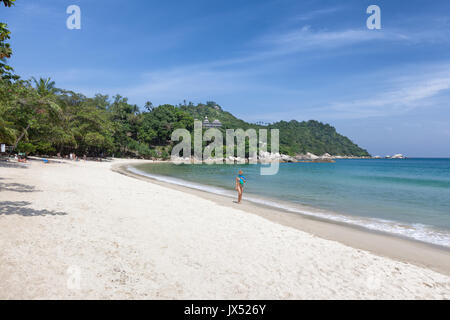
[259,26,408,55]
[240,63,450,122]
[321,67,450,119]
[41,14,450,121]
[114,26,403,103]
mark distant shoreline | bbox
[114,161,450,276]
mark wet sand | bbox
[115,162,450,276]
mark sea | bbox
[129,158,450,248]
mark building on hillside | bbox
[202,116,222,128]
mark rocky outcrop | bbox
[171,153,387,163]
[320,153,332,159]
[295,152,319,160]
[259,152,296,163]
[294,152,336,162]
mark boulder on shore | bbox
[258,151,296,163]
[306,152,319,160]
[295,152,319,160]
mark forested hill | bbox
[271,120,370,156]
[181,103,370,157]
[1,1,369,159]
[180,103,251,130]
[0,82,370,158]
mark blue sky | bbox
[3,0,450,157]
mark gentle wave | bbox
[127,166,450,248]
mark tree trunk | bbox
[10,123,31,154]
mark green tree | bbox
[144,101,154,112]
[1,1,16,7]
[0,1,17,81]
[146,104,193,145]
[0,23,15,80]
[0,79,17,143]
[6,80,61,153]
[32,77,57,96]
[69,95,115,156]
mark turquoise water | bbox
[130,159,450,247]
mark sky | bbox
[2,0,450,157]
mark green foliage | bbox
[34,141,55,155]
[0,117,16,144]
[1,1,16,7]
[1,77,369,158]
[0,80,16,143]
[179,104,370,156]
[0,22,15,80]
[16,141,35,154]
[1,1,18,81]
[180,102,251,130]
[32,77,57,96]
[0,77,195,158]
[145,104,194,145]
[161,150,170,160]
[0,1,369,159]
[0,1,369,158]
[269,120,370,156]
[1,76,369,158]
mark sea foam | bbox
[127,165,450,248]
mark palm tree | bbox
[1,1,16,7]
[31,77,57,96]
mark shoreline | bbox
[1,158,449,299]
[114,162,450,276]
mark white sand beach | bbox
[0,159,449,299]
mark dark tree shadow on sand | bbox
[0,201,67,217]
[0,162,28,169]
[0,181,39,193]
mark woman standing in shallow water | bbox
[235,170,246,203]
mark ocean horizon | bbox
[130,158,450,248]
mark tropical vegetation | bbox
[0,1,370,159]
